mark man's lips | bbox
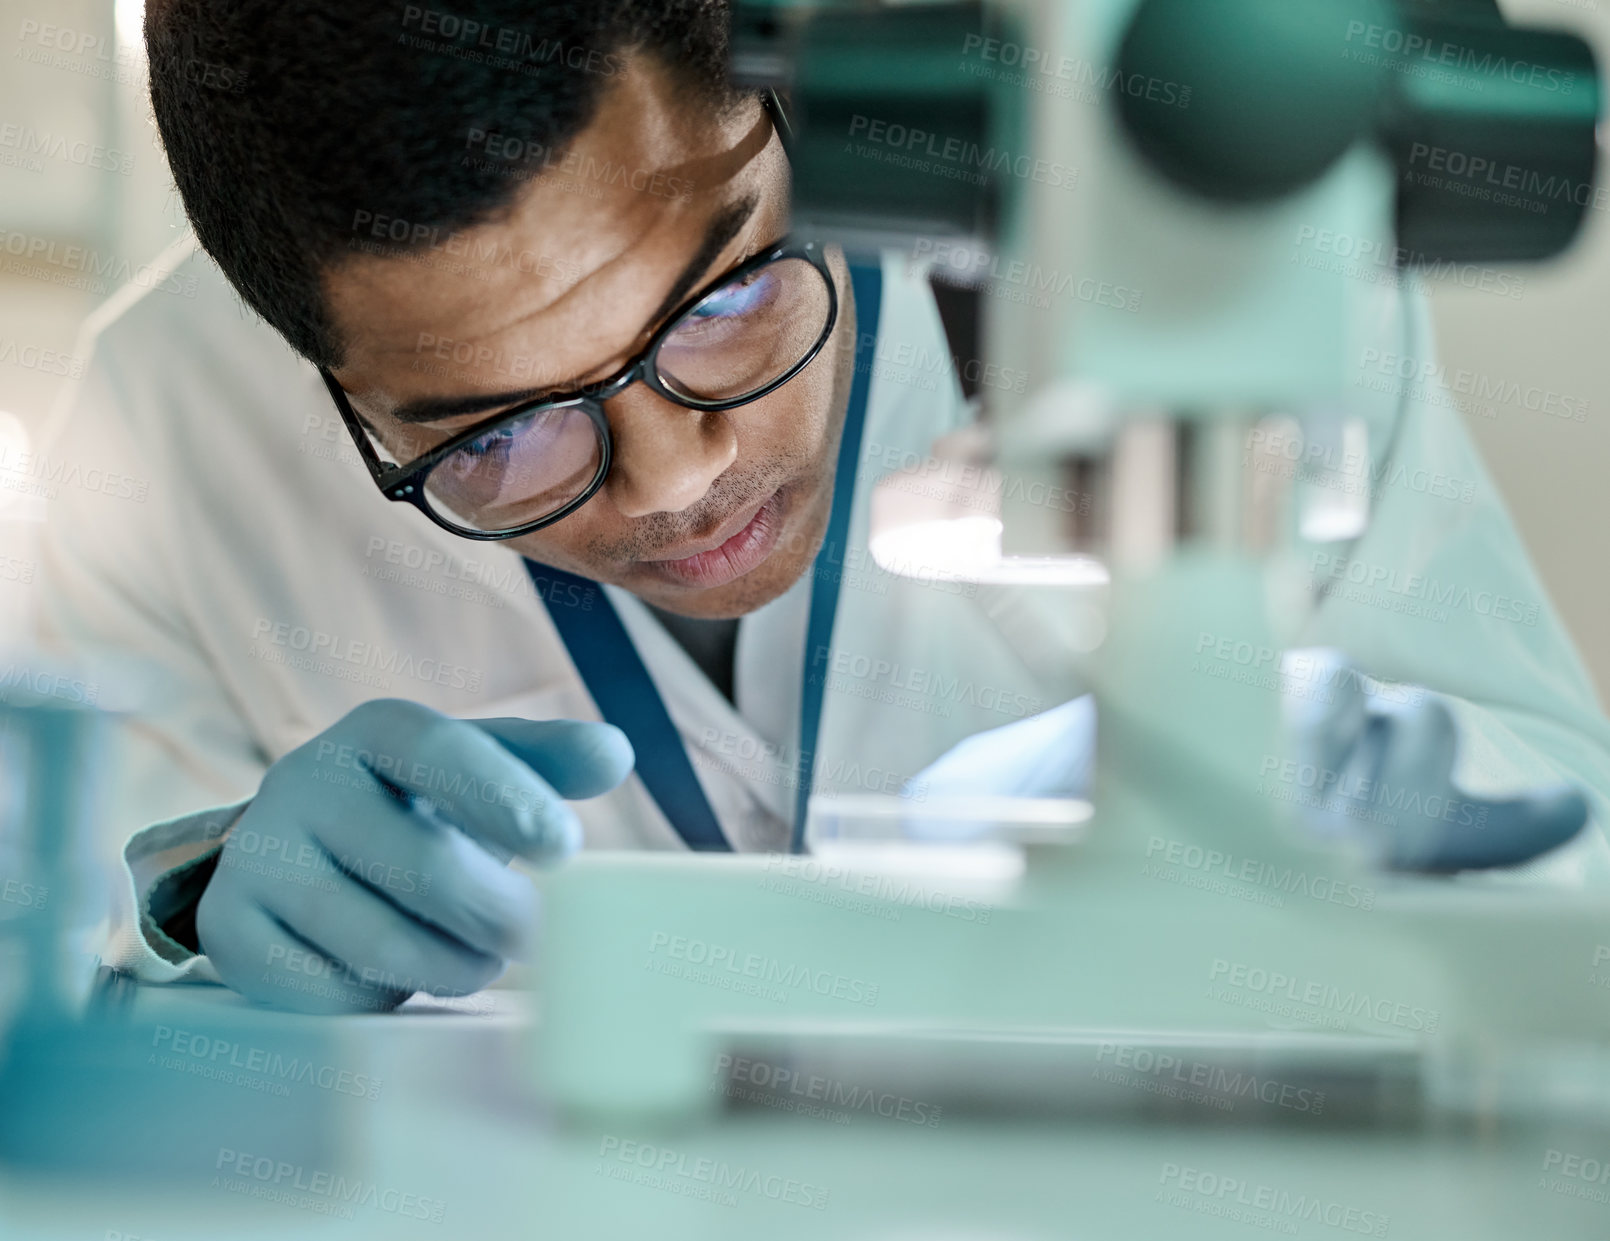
[638,490,786,589]
[649,491,774,561]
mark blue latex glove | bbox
[899,697,1096,839]
[1282,650,1587,873]
[195,699,632,1013]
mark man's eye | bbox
[459,428,515,458]
[456,415,528,459]
[688,271,772,322]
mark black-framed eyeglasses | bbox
[319,236,839,541]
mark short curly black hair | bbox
[146,1,738,367]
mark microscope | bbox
[531,0,1610,1129]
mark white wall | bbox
[0,0,178,643]
[1422,2,1610,700]
[1430,244,1610,699]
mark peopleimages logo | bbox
[1144,836,1376,911]
[645,931,879,1007]
[1540,1148,1610,1203]
[463,128,693,199]
[760,855,993,924]
[809,644,1043,720]
[398,4,620,77]
[1358,347,1589,424]
[866,437,1090,514]
[714,1053,943,1128]
[1291,224,1526,301]
[846,114,1078,193]
[0,124,133,174]
[1,876,46,909]
[1404,143,1606,213]
[248,618,483,692]
[0,228,198,298]
[0,662,97,705]
[0,337,86,378]
[694,728,926,799]
[1343,18,1575,93]
[1157,1163,1390,1236]
[909,238,1144,314]
[958,33,1191,109]
[1209,959,1439,1033]
[212,1147,445,1222]
[151,1025,382,1100]
[1309,551,1540,627]
[1095,1043,1326,1115]
[595,1136,829,1210]
[1259,754,1489,830]
[0,442,150,503]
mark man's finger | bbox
[261,865,505,1001]
[198,897,410,1015]
[471,717,634,799]
[306,792,536,959]
[1397,785,1589,873]
[312,699,582,862]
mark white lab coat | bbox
[33,236,1610,985]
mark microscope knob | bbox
[1114,0,1392,203]
[1117,0,1601,261]
[1380,9,1599,262]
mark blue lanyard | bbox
[529,262,883,854]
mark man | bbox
[36,0,1610,1012]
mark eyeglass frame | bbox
[318,231,840,541]
[319,237,836,540]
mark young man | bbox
[37,0,1610,1012]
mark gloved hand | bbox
[899,697,1096,840]
[196,698,632,1013]
[1281,649,1587,872]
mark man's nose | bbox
[603,384,738,518]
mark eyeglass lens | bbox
[654,256,832,402]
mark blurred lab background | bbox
[1,0,1607,690]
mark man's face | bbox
[324,56,856,619]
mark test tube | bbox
[0,677,110,1021]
